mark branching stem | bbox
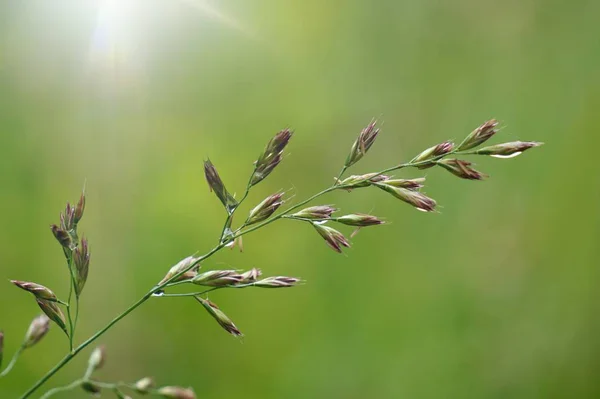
[22,146,464,398]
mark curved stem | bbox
[0,345,24,378]
[39,379,83,399]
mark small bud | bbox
[412,141,454,168]
[36,299,68,336]
[246,192,284,225]
[203,159,238,213]
[73,237,91,298]
[158,256,200,285]
[254,276,301,288]
[74,191,86,224]
[81,381,102,395]
[345,120,380,167]
[134,377,155,394]
[50,224,73,249]
[291,205,337,220]
[88,345,106,372]
[11,280,58,302]
[337,173,390,189]
[474,141,543,158]
[23,315,50,348]
[437,159,487,180]
[251,129,293,186]
[379,178,426,191]
[458,119,499,150]
[192,270,243,287]
[157,386,197,399]
[312,224,351,253]
[374,183,437,212]
[239,268,262,284]
[0,330,4,368]
[335,213,384,227]
[195,297,243,337]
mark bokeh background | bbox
[1,0,599,398]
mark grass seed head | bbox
[23,315,50,349]
[336,213,384,227]
[158,256,200,285]
[251,129,293,186]
[203,159,238,213]
[192,270,243,287]
[475,141,543,158]
[73,237,90,297]
[246,192,285,225]
[195,297,243,337]
[345,120,380,167]
[134,377,155,394]
[157,386,197,399]
[413,141,455,168]
[375,183,437,212]
[11,280,58,302]
[36,299,68,336]
[254,276,301,288]
[380,178,426,190]
[292,205,337,220]
[459,119,499,150]
[74,191,86,224]
[88,345,106,372]
[312,224,351,253]
[437,159,487,180]
[50,224,73,250]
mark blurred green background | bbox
[1,0,598,398]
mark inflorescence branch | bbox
[0,118,541,399]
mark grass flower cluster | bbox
[0,118,541,398]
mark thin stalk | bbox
[39,379,83,399]
[334,166,348,185]
[65,256,75,352]
[0,345,24,378]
